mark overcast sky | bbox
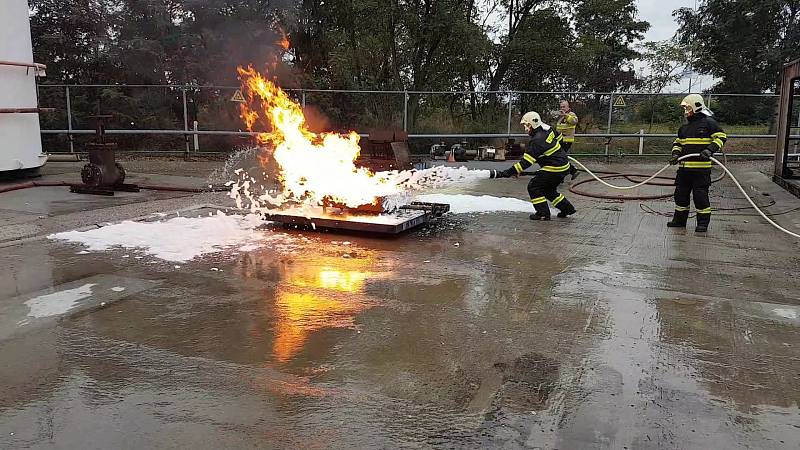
[637,0,697,42]
[636,0,716,92]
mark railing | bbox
[34,84,800,157]
[0,60,47,76]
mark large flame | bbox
[237,66,401,209]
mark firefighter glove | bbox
[669,154,680,165]
[700,149,713,160]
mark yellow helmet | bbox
[520,111,542,130]
[680,94,706,113]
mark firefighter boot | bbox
[529,202,551,221]
[667,210,689,228]
[556,198,576,218]
[695,213,710,232]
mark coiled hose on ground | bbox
[567,154,800,239]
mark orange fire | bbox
[278,35,290,51]
[237,66,401,209]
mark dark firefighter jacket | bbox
[509,126,571,175]
[671,112,727,170]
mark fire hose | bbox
[0,180,229,194]
[567,154,800,239]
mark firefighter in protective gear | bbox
[491,111,577,220]
[556,100,580,179]
[667,94,727,232]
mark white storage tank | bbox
[0,0,48,174]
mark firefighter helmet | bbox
[520,111,542,130]
[680,94,706,113]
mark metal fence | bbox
[36,84,800,157]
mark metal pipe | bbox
[507,93,512,135]
[38,129,800,139]
[182,88,190,158]
[46,153,80,162]
[41,129,259,135]
[403,91,409,132]
[0,108,54,113]
[47,150,230,155]
[35,85,785,97]
[65,86,74,153]
[43,151,783,158]
[0,60,46,70]
[193,121,200,152]
[638,129,644,155]
[606,95,614,156]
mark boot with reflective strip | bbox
[529,197,551,220]
[667,209,689,228]
[553,195,576,218]
[695,210,711,232]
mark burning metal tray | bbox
[262,201,450,235]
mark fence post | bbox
[403,91,409,132]
[606,94,614,157]
[65,85,74,153]
[301,90,306,108]
[507,92,513,135]
[193,120,199,152]
[639,129,644,155]
[706,93,713,109]
[182,87,190,159]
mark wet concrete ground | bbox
[1,160,800,448]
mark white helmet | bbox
[680,94,706,113]
[520,111,542,130]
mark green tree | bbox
[114,0,186,85]
[675,0,800,93]
[572,0,650,92]
[675,0,799,125]
[638,40,692,130]
[30,0,120,84]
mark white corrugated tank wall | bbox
[0,0,47,172]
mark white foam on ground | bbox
[49,211,275,262]
[25,283,96,318]
[415,194,535,214]
[773,308,798,320]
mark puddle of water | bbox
[0,275,162,341]
[23,283,97,318]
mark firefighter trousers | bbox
[674,169,712,225]
[528,171,573,217]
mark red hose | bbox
[0,180,69,193]
[138,184,205,193]
[568,169,725,200]
[0,181,227,194]
[569,174,676,200]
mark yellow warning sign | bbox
[230,89,246,103]
[613,96,626,107]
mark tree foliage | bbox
[675,0,800,93]
[28,0,660,149]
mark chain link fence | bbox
[36,84,800,157]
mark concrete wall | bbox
[0,0,47,172]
